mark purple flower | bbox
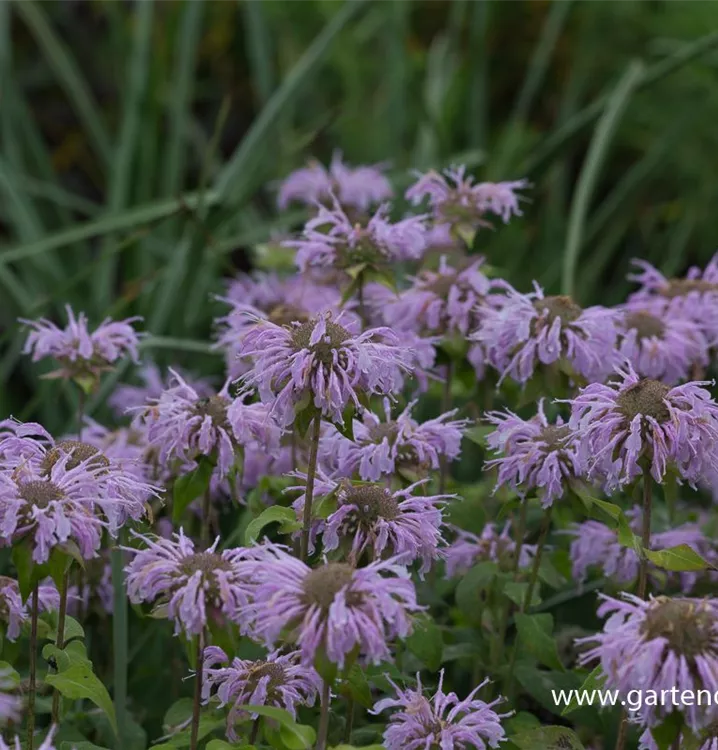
[640,727,718,750]
[485,400,581,507]
[577,593,718,731]
[321,479,449,575]
[237,545,420,667]
[615,304,709,385]
[202,646,320,741]
[0,577,59,640]
[214,272,344,379]
[109,363,213,417]
[381,256,498,337]
[0,419,52,466]
[124,529,254,636]
[475,284,619,384]
[81,419,155,485]
[567,364,718,490]
[146,371,281,479]
[444,522,537,578]
[277,151,392,212]
[20,305,141,382]
[238,313,411,427]
[628,255,718,341]
[285,199,428,273]
[1,726,57,750]
[569,509,718,592]
[321,398,467,482]
[406,165,528,231]
[372,670,509,750]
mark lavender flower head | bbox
[67,557,114,618]
[202,646,320,741]
[382,256,498,337]
[237,544,420,667]
[238,312,411,427]
[124,529,254,636]
[475,284,619,384]
[320,479,449,575]
[406,165,528,233]
[569,509,718,593]
[373,670,509,750]
[628,254,718,341]
[321,398,467,481]
[0,577,59,640]
[0,419,52,466]
[577,593,718,731]
[277,151,393,213]
[146,370,281,479]
[567,364,718,490]
[20,305,141,383]
[445,522,537,578]
[485,400,581,507]
[615,303,709,385]
[285,198,428,273]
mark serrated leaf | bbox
[45,664,117,734]
[173,456,215,523]
[405,614,443,671]
[514,614,564,671]
[244,506,300,545]
[645,544,713,572]
[511,725,585,749]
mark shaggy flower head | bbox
[286,199,428,273]
[475,283,619,384]
[382,256,498,337]
[124,529,253,636]
[445,522,537,578]
[277,151,392,213]
[0,419,52,466]
[202,646,320,741]
[321,398,467,481]
[238,545,420,667]
[567,364,718,490]
[238,313,411,427]
[406,165,528,233]
[577,593,718,730]
[485,400,581,507]
[616,303,709,385]
[321,479,449,575]
[146,370,281,479]
[569,509,718,592]
[1,726,58,750]
[373,671,509,750]
[628,254,718,341]
[0,577,59,640]
[20,305,141,383]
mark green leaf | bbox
[12,540,35,602]
[294,403,319,438]
[43,641,91,672]
[650,711,684,750]
[45,664,117,735]
[514,614,564,671]
[234,705,316,749]
[43,612,84,644]
[561,665,606,716]
[645,544,713,572]
[504,581,541,608]
[339,664,373,709]
[455,561,498,617]
[405,614,443,671]
[61,743,110,750]
[173,456,214,523]
[464,424,492,448]
[330,746,385,750]
[244,506,301,545]
[206,742,254,750]
[0,662,20,685]
[512,725,585,750]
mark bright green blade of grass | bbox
[562,61,644,299]
[243,0,275,105]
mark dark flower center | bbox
[661,278,718,299]
[540,425,570,452]
[245,661,286,693]
[180,552,232,578]
[291,319,351,365]
[367,422,399,445]
[343,485,400,524]
[194,396,230,428]
[533,295,582,326]
[19,480,64,508]
[425,272,459,299]
[41,440,109,474]
[641,598,716,660]
[302,563,360,610]
[616,378,671,423]
[701,720,718,742]
[268,304,309,327]
[623,311,665,340]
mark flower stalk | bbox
[300,414,322,562]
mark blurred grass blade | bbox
[386,1,408,159]
[243,0,274,105]
[562,61,644,298]
[466,0,489,151]
[95,0,154,310]
[111,546,128,750]
[141,336,219,355]
[215,0,367,204]
[15,0,112,166]
[2,169,99,216]
[523,30,718,176]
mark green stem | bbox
[299,414,322,563]
[77,387,85,440]
[190,630,205,750]
[614,712,629,750]
[111,545,128,750]
[343,697,354,744]
[438,361,454,495]
[27,583,39,750]
[51,570,70,724]
[637,466,653,600]
[200,489,211,547]
[316,680,332,750]
[249,717,261,744]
